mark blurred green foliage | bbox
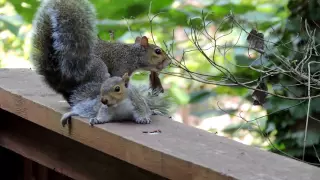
[1,0,319,165]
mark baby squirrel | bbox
[61,73,171,126]
[30,0,171,107]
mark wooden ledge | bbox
[0,68,319,180]
[0,109,166,180]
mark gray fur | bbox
[89,99,135,125]
[61,96,102,126]
[30,0,109,104]
[128,84,153,123]
[31,0,172,126]
[61,78,172,126]
[146,88,172,116]
[95,40,161,76]
[30,0,169,106]
[100,77,123,94]
[89,84,172,125]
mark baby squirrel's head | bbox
[135,36,171,72]
[100,73,130,107]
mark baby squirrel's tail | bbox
[30,0,98,102]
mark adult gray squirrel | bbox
[30,0,171,106]
[61,73,171,126]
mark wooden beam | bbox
[0,68,320,180]
[0,109,166,180]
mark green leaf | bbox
[265,122,276,133]
[222,122,253,134]
[264,98,302,111]
[215,86,248,96]
[289,105,307,119]
[189,90,216,104]
[235,55,251,66]
[92,0,173,20]
[0,15,22,36]
[310,97,320,113]
[187,17,204,31]
[239,11,280,23]
[10,0,39,23]
[131,72,148,81]
[159,9,189,26]
[286,131,320,147]
[211,3,256,17]
[169,85,190,105]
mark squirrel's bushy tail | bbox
[130,85,172,116]
[30,0,98,102]
[146,89,172,116]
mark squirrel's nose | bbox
[101,98,109,105]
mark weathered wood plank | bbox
[0,68,320,180]
[0,109,166,180]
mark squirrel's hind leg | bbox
[61,111,78,127]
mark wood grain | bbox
[0,68,320,180]
[0,109,166,180]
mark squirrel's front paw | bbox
[89,117,111,126]
[135,117,151,124]
[89,118,98,126]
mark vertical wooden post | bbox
[23,158,33,180]
[37,165,48,180]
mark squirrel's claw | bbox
[89,118,97,126]
[135,117,151,124]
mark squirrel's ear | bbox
[135,36,142,43]
[140,36,149,48]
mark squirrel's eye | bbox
[155,49,161,55]
[114,86,121,92]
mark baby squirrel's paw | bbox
[89,118,98,126]
[135,117,151,124]
[89,117,111,126]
